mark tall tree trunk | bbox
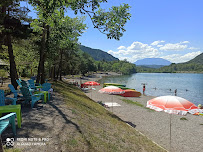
[53,65,56,80]
[6,33,18,89]
[59,50,63,80]
[2,5,18,89]
[36,22,46,84]
[50,66,55,80]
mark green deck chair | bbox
[0,113,16,136]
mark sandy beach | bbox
[70,72,203,152]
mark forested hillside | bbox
[80,45,119,61]
[186,53,203,64]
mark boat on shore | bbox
[117,86,135,90]
[120,89,142,97]
[103,83,126,87]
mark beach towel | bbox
[104,102,121,107]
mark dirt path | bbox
[2,92,82,152]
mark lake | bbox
[99,73,203,105]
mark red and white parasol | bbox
[146,95,202,115]
[99,86,125,94]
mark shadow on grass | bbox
[48,102,93,151]
[108,113,137,128]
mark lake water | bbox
[99,73,203,105]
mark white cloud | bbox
[117,46,126,50]
[161,51,202,63]
[127,42,149,50]
[151,40,165,46]
[108,41,160,62]
[180,41,190,44]
[188,47,199,50]
[108,40,201,63]
[159,43,188,51]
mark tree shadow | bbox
[48,102,93,151]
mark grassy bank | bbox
[53,81,166,152]
[121,99,155,112]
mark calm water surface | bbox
[99,73,203,105]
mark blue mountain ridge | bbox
[134,58,171,66]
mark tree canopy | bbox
[0,0,133,86]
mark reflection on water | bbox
[99,73,203,105]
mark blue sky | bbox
[22,0,203,63]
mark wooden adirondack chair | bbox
[16,79,22,88]
[0,113,16,136]
[42,83,52,100]
[21,80,35,92]
[8,84,23,99]
[27,79,41,90]
[20,87,43,108]
[27,79,36,90]
[0,90,22,128]
[0,90,17,106]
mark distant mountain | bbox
[136,53,203,73]
[185,53,203,64]
[80,45,119,61]
[137,65,167,69]
[134,58,171,68]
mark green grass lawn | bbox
[52,81,166,152]
[122,99,155,112]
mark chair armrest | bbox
[15,90,21,93]
[5,97,17,102]
[0,113,16,121]
[33,93,43,97]
[35,83,41,86]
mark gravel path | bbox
[2,92,80,152]
[78,73,203,152]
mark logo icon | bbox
[6,138,14,147]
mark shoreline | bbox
[65,72,203,152]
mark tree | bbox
[0,0,30,89]
[29,0,131,82]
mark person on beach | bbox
[143,84,146,95]
[175,89,177,96]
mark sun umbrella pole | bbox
[170,113,172,152]
[112,95,113,113]
[91,85,92,99]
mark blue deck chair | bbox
[20,87,43,108]
[42,83,52,100]
[21,80,35,92]
[27,79,41,90]
[0,90,17,106]
[16,79,22,87]
[27,79,37,90]
[0,113,16,136]
[8,84,23,99]
[30,76,36,80]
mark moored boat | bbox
[117,86,135,90]
[120,89,141,97]
[103,83,126,87]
